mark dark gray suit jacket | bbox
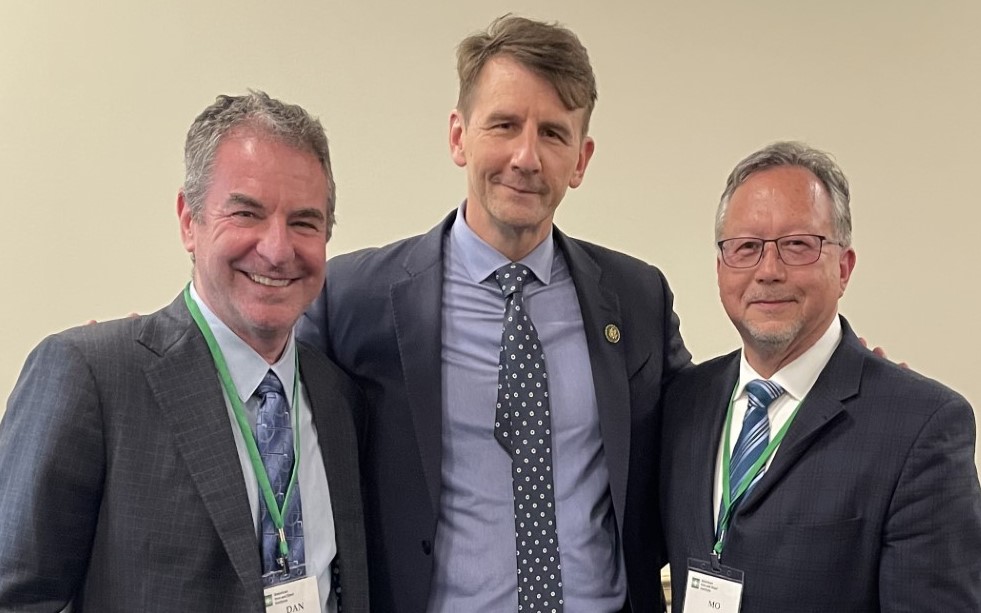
[0,295,369,612]
[298,210,692,613]
[660,317,981,612]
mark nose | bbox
[754,241,786,282]
[256,218,295,267]
[510,126,542,173]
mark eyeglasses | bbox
[717,234,843,268]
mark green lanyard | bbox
[713,381,802,559]
[183,284,301,569]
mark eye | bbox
[779,235,817,253]
[541,127,569,144]
[292,221,320,231]
[732,239,762,254]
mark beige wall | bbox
[2,0,979,468]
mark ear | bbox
[568,136,595,189]
[449,109,467,168]
[838,247,857,295]
[177,189,195,254]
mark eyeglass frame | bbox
[716,233,845,268]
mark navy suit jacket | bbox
[0,295,369,612]
[660,317,981,612]
[298,210,691,612]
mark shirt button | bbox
[421,540,432,555]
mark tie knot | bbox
[745,379,784,412]
[257,370,286,399]
[494,263,533,298]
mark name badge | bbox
[683,557,744,613]
[264,575,320,613]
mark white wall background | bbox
[2,0,978,466]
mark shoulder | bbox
[297,340,362,401]
[328,215,452,288]
[564,235,669,281]
[857,351,972,419]
[666,352,737,396]
[329,235,422,274]
[827,325,970,418]
[559,234,677,315]
[18,298,194,388]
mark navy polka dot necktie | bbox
[494,263,564,612]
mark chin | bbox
[744,319,802,348]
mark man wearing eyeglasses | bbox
[659,141,981,612]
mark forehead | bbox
[724,166,834,233]
[469,56,585,128]
[207,129,329,210]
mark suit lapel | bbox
[697,357,741,549]
[141,296,262,601]
[739,318,865,513]
[390,215,452,514]
[555,231,633,528]
[299,343,368,608]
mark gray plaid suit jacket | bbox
[0,294,368,612]
[660,317,981,612]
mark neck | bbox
[495,232,548,261]
[190,281,290,365]
[462,202,552,261]
[479,220,551,262]
[246,335,290,365]
[743,349,796,379]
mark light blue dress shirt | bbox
[189,284,337,613]
[428,204,626,612]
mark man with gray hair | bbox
[660,141,981,611]
[0,91,368,612]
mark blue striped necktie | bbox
[729,379,784,506]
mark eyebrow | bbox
[292,207,327,222]
[227,192,327,222]
[483,112,573,139]
[226,193,264,209]
[483,111,520,126]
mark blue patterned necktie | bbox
[255,370,305,585]
[729,379,785,509]
[494,263,564,613]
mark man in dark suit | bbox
[298,15,690,613]
[0,91,368,612]
[660,141,981,612]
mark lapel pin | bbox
[604,324,621,344]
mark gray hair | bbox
[716,141,851,247]
[182,90,336,235]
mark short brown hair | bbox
[456,14,597,136]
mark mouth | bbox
[247,272,293,287]
[748,298,796,310]
[496,178,545,196]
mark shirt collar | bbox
[188,282,297,406]
[450,201,555,285]
[737,314,843,402]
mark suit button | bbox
[421,540,432,555]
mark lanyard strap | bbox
[713,381,802,558]
[183,284,301,562]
